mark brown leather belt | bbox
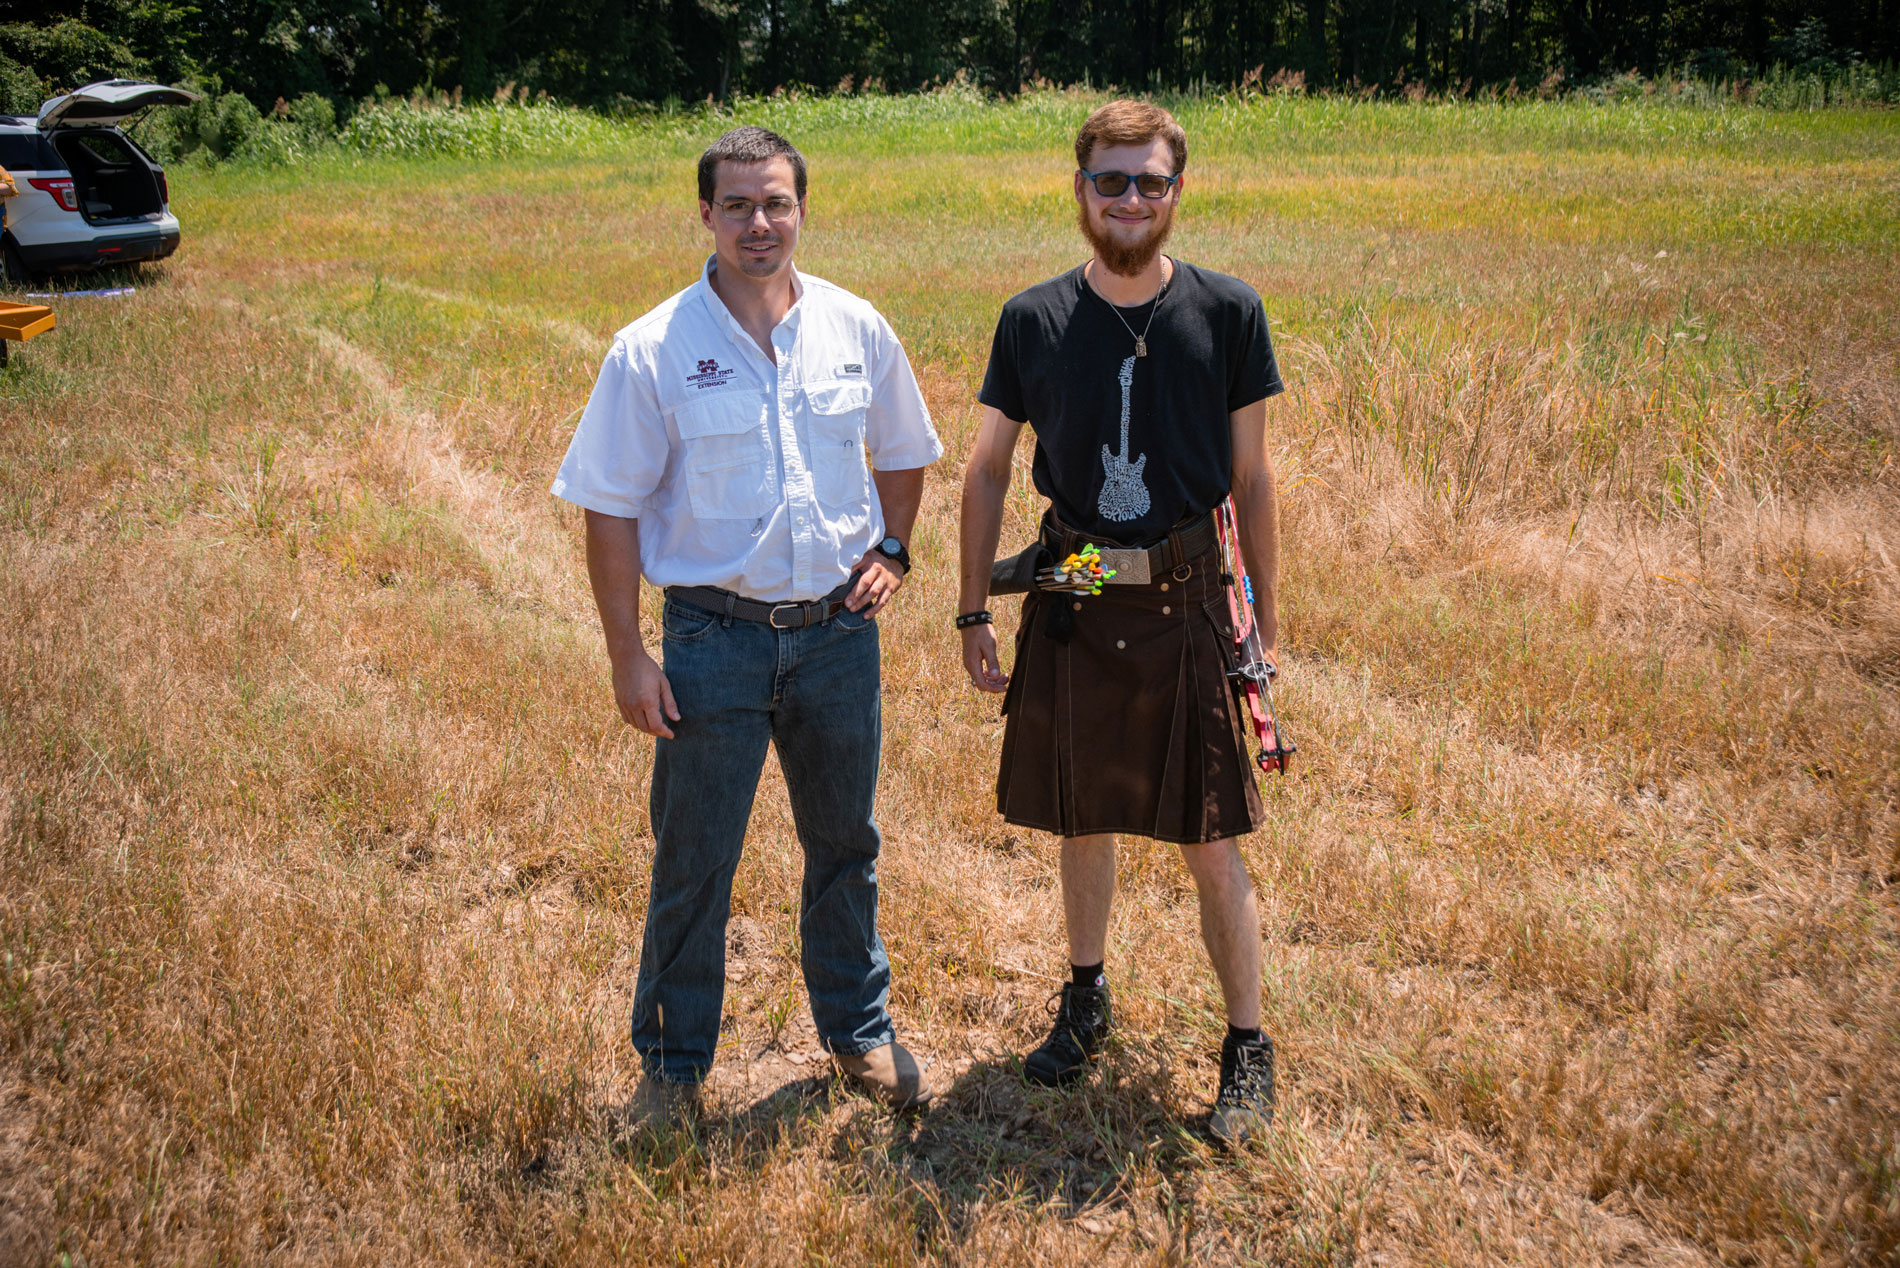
[664,581,853,629]
[1038,510,1219,586]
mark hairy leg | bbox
[1178,837,1263,1030]
[1060,834,1118,966]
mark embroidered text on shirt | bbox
[687,358,738,390]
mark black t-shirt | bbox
[979,260,1284,546]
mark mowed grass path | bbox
[2,95,1897,1265]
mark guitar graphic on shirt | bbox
[1097,354,1150,522]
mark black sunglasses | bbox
[1078,169,1180,199]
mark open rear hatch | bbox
[37,80,201,130]
[37,81,200,224]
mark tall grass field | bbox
[2,90,1896,1265]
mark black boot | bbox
[1023,981,1113,1086]
[1209,1031,1275,1144]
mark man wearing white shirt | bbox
[553,126,943,1117]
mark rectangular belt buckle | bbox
[767,602,805,629]
[1096,549,1150,586]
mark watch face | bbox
[879,536,903,555]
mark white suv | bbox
[1,80,200,284]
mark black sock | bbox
[1226,1024,1263,1046]
[1070,962,1105,989]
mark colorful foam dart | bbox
[1036,543,1118,595]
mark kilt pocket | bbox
[1203,594,1237,650]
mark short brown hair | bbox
[698,126,807,204]
[1074,100,1187,175]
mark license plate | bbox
[1096,549,1151,585]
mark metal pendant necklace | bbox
[1090,259,1170,357]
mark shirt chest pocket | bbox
[673,391,774,520]
[803,379,872,508]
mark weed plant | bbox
[0,93,1896,1264]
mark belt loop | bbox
[722,590,736,629]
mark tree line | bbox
[2,0,1894,117]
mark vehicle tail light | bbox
[28,177,79,212]
[158,171,169,206]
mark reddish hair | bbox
[1074,100,1188,175]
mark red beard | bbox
[1077,198,1176,277]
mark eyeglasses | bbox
[714,196,801,223]
[1078,170,1180,199]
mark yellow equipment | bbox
[0,299,55,367]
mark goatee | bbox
[1078,200,1175,277]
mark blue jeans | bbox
[631,595,894,1083]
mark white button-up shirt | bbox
[552,258,943,602]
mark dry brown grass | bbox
[0,97,1896,1265]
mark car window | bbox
[0,132,62,171]
[69,133,139,166]
[0,131,42,170]
[119,130,159,165]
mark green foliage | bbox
[336,96,627,160]
[211,90,264,155]
[0,3,195,114]
[139,83,257,162]
[219,91,346,165]
[0,49,45,117]
[285,92,337,144]
[149,79,1900,172]
[0,19,143,114]
[1751,62,1900,109]
[7,1,1899,122]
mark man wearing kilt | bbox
[957,100,1285,1143]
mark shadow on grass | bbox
[894,1039,1213,1217]
[605,1036,1217,1238]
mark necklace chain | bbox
[1090,261,1170,357]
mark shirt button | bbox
[797,516,807,525]
[1116,640,1126,649]
[1162,606,1171,615]
[1159,582,1170,592]
[1072,601,1082,611]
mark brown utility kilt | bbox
[996,521,1263,846]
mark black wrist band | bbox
[955,610,993,629]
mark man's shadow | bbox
[617,1034,1213,1238]
[894,1038,1209,1221]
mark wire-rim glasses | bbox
[715,196,801,223]
[1078,170,1180,199]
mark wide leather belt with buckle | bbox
[1039,511,1217,585]
[1094,549,1153,586]
[664,583,852,629]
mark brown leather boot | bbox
[626,1076,701,1130]
[834,1040,933,1109]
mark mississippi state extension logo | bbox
[687,356,737,390]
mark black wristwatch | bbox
[875,535,911,574]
